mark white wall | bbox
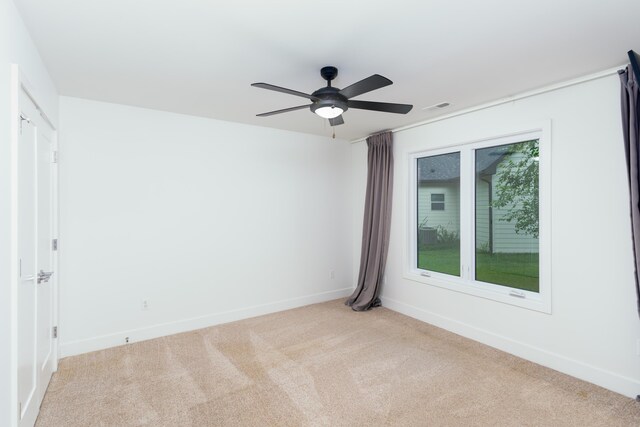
[58,97,353,356]
[1,2,59,426]
[0,1,14,424]
[351,74,640,398]
[8,2,59,123]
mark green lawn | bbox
[418,247,539,292]
[418,247,461,277]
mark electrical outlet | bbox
[141,300,149,311]
[330,270,335,280]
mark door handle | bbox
[37,270,54,284]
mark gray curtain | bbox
[620,65,640,317]
[346,131,394,311]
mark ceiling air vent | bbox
[422,102,451,111]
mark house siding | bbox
[418,149,538,253]
[417,184,460,234]
[475,179,491,250]
[476,176,538,254]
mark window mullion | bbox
[459,148,473,281]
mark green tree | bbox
[492,140,539,238]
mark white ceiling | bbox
[14,0,640,140]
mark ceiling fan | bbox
[251,66,413,126]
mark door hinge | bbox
[52,326,58,339]
[52,150,58,163]
[52,239,58,251]
[19,113,30,135]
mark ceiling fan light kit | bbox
[252,66,413,127]
[314,106,344,119]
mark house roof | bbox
[418,148,508,183]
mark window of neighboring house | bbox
[407,126,550,313]
[431,193,445,210]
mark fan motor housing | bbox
[309,87,348,114]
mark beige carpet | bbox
[37,299,640,426]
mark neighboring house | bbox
[417,153,461,246]
[418,148,538,254]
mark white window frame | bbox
[405,124,551,313]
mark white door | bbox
[18,88,38,427]
[17,87,57,427]
[35,94,56,408]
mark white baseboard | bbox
[381,296,640,399]
[60,287,353,358]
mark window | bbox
[417,153,460,276]
[407,127,550,312]
[475,141,539,293]
[431,193,445,210]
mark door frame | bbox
[10,64,59,426]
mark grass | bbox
[418,247,539,292]
[418,247,461,277]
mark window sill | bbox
[403,269,551,314]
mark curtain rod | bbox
[350,65,625,144]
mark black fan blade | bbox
[329,115,344,126]
[348,100,413,114]
[339,74,392,99]
[251,83,319,101]
[256,104,311,117]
